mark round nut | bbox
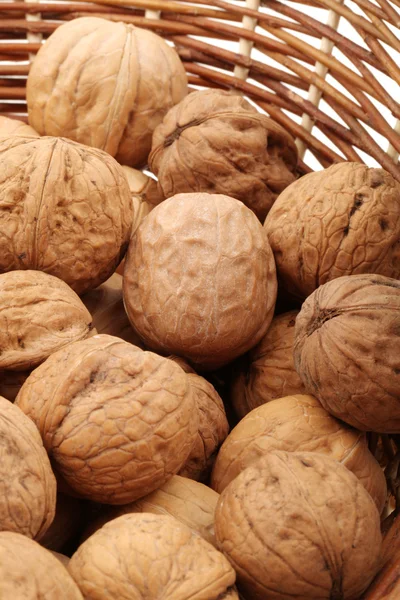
[149,89,298,221]
[231,310,305,418]
[0,270,93,370]
[0,116,39,137]
[0,532,82,599]
[0,136,133,294]
[0,395,56,540]
[215,451,382,600]
[293,274,400,432]
[264,163,400,299]
[15,334,198,504]
[123,193,277,369]
[27,17,188,167]
[69,513,238,599]
[211,394,387,513]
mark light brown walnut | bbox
[123,192,277,370]
[150,89,298,221]
[0,116,39,138]
[69,513,238,599]
[50,550,71,568]
[27,17,188,167]
[0,135,133,294]
[294,274,400,432]
[0,532,83,599]
[211,394,387,513]
[265,163,400,299]
[0,270,93,370]
[215,451,382,600]
[231,310,305,418]
[15,334,198,504]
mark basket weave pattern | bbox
[1,0,400,176]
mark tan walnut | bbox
[149,89,298,221]
[123,192,277,370]
[15,334,198,505]
[294,273,400,432]
[215,451,382,600]
[0,135,133,294]
[27,17,188,167]
[0,116,39,137]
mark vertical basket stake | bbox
[25,0,42,65]
[387,121,400,163]
[145,8,161,20]
[234,0,261,84]
[296,2,343,161]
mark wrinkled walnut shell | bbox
[123,192,277,369]
[150,89,298,221]
[231,310,305,418]
[211,394,387,513]
[15,334,198,504]
[69,513,238,599]
[0,270,92,370]
[294,274,400,432]
[0,135,133,294]
[215,451,382,600]
[0,116,39,138]
[264,163,400,299]
[27,17,188,167]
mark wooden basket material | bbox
[1,0,400,177]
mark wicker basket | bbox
[0,0,400,177]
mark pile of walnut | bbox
[0,15,399,600]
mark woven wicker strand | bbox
[0,0,399,175]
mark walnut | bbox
[149,89,298,221]
[0,136,133,294]
[211,394,387,513]
[264,163,400,299]
[27,17,188,167]
[0,396,56,540]
[69,513,238,599]
[293,274,400,432]
[15,334,198,504]
[0,270,92,370]
[231,310,306,418]
[123,192,277,369]
[0,116,39,137]
[0,532,83,599]
[215,451,382,600]
[40,493,85,552]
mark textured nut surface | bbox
[211,394,387,512]
[231,310,305,418]
[265,163,400,299]
[0,116,39,138]
[51,550,71,568]
[40,493,85,552]
[27,17,188,167]
[215,451,382,600]
[0,270,92,370]
[294,274,400,432]
[15,334,198,504]
[150,89,298,221]
[0,395,56,540]
[123,193,277,369]
[82,273,144,348]
[0,532,83,599]
[69,513,237,599]
[0,135,133,294]
[82,475,219,547]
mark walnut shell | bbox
[215,451,382,600]
[211,394,387,513]
[264,163,400,299]
[40,493,85,552]
[69,513,238,599]
[231,310,306,418]
[0,270,92,370]
[0,116,39,138]
[0,396,56,540]
[15,334,198,504]
[293,274,400,432]
[27,17,188,167]
[0,532,83,599]
[81,273,144,348]
[123,192,278,369]
[82,475,219,547]
[51,550,71,568]
[0,136,133,294]
[149,89,298,221]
